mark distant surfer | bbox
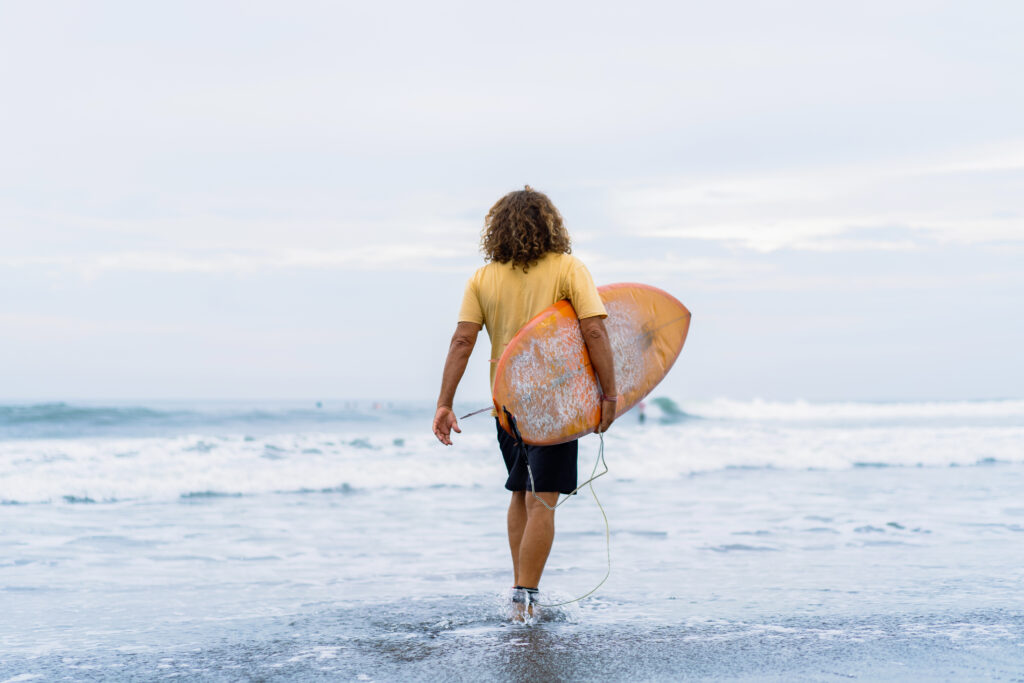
[432,186,618,620]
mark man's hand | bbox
[597,396,618,434]
[432,406,461,445]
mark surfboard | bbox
[492,283,691,445]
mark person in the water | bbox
[432,186,617,620]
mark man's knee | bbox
[524,491,558,515]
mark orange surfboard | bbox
[493,283,691,445]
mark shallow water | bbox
[2,399,1024,680]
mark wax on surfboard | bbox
[492,283,690,445]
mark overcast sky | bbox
[1,1,1022,403]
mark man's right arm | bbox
[433,321,482,445]
[579,316,617,433]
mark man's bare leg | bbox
[516,491,559,590]
[507,491,527,584]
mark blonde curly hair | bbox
[481,186,571,271]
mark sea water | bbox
[1,398,1023,681]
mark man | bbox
[432,186,618,618]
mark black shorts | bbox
[496,419,578,495]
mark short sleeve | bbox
[457,273,485,324]
[566,257,607,319]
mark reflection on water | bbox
[6,598,1023,681]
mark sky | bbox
[1,0,1022,403]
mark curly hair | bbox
[481,186,571,271]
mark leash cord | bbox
[524,432,612,608]
[524,431,608,510]
[459,406,493,420]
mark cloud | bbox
[578,251,776,278]
[1,245,472,277]
[612,141,1024,252]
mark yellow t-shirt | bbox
[458,252,607,390]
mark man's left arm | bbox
[433,321,482,445]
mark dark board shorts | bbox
[496,419,578,495]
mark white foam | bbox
[607,422,1024,481]
[3,411,1023,504]
[674,398,1024,422]
[0,431,502,504]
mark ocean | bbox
[2,398,1023,681]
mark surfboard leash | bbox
[503,407,612,609]
[459,406,494,420]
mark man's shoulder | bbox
[555,252,592,275]
[468,262,496,281]
[467,261,508,294]
[546,252,582,271]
